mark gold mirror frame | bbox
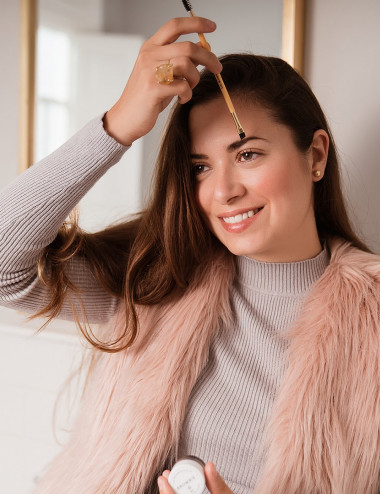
[282,0,305,75]
[19,0,37,172]
[18,0,305,172]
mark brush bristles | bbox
[181,0,193,12]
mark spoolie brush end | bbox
[181,0,193,12]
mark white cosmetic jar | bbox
[168,455,206,494]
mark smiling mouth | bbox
[221,207,264,224]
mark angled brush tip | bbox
[239,131,246,140]
[181,0,193,12]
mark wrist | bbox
[102,108,134,147]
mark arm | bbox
[0,16,222,324]
[0,115,128,323]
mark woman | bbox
[1,16,380,494]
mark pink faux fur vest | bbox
[35,238,380,494]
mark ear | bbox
[309,129,329,181]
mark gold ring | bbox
[155,62,174,85]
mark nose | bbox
[213,166,246,205]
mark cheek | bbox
[255,158,310,206]
[194,182,222,237]
[248,164,290,200]
[256,172,285,197]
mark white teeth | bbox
[222,208,262,223]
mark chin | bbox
[220,239,267,259]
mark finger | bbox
[175,79,193,104]
[150,16,217,46]
[172,79,193,104]
[172,56,200,89]
[152,77,193,105]
[154,41,222,74]
[158,475,175,494]
[204,462,232,493]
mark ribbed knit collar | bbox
[236,247,330,295]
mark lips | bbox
[218,206,264,233]
[221,207,263,224]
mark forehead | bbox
[188,99,285,151]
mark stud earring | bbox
[313,170,321,178]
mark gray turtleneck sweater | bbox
[0,116,330,493]
[178,251,329,493]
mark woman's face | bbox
[189,98,325,262]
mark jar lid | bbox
[177,455,206,468]
[168,456,206,494]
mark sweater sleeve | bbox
[0,114,130,323]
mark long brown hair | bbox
[34,54,369,351]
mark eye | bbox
[237,149,261,162]
[192,163,210,176]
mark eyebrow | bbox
[190,136,269,160]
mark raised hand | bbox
[103,17,222,146]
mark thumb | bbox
[204,462,232,493]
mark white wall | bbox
[39,0,104,31]
[304,0,380,252]
[0,307,87,493]
[102,0,283,56]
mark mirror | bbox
[19,0,305,231]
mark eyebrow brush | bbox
[181,0,246,140]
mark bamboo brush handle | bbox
[189,12,234,113]
[199,37,236,115]
[189,11,245,138]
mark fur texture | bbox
[35,239,380,493]
[254,239,380,494]
[35,252,235,493]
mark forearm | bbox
[0,115,128,320]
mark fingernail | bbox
[209,462,218,478]
[207,20,216,29]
